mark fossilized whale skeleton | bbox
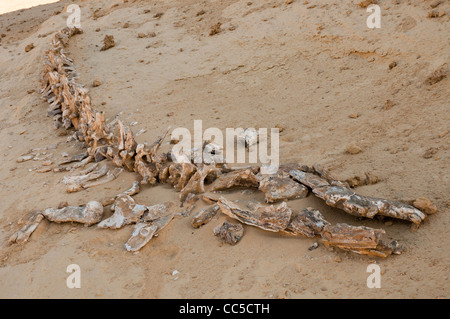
[9,27,427,257]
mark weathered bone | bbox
[98,195,146,229]
[211,169,259,191]
[313,185,426,224]
[59,152,89,165]
[289,169,330,188]
[78,168,123,191]
[290,169,426,224]
[283,207,330,237]
[259,173,308,203]
[125,223,158,252]
[42,201,104,226]
[125,213,175,252]
[134,129,169,184]
[192,204,220,228]
[218,198,292,232]
[142,201,178,222]
[320,223,402,258]
[63,165,110,192]
[9,212,44,244]
[180,164,220,202]
[213,221,244,245]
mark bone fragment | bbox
[218,198,292,232]
[42,201,103,226]
[213,221,244,245]
[192,204,220,228]
[98,195,146,229]
[9,213,44,244]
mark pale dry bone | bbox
[192,204,220,228]
[9,213,44,244]
[42,201,104,226]
[62,165,122,192]
[289,169,426,224]
[9,201,103,244]
[125,213,175,252]
[213,221,244,245]
[98,194,147,229]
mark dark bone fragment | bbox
[217,198,292,232]
[213,221,244,245]
[192,204,220,228]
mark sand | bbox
[0,0,448,298]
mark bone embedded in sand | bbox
[9,212,44,244]
[211,169,260,191]
[213,221,244,245]
[98,195,147,229]
[42,201,104,226]
[217,197,292,232]
[191,204,220,228]
[259,174,309,203]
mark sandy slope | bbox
[0,0,448,298]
